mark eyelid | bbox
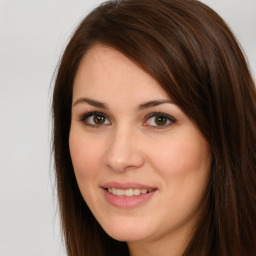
[79,111,111,127]
[143,112,176,127]
[145,112,176,122]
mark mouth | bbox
[101,182,157,208]
[106,188,154,197]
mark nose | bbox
[103,127,145,172]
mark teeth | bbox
[107,188,152,196]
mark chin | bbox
[101,221,150,242]
[107,231,146,243]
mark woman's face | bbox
[69,45,211,248]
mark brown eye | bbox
[81,112,111,127]
[93,115,106,125]
[155,116,168,126]
[143,112,176,128]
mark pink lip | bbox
[101,182,157,208]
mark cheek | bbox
[69,130,104,178]
[146,130,211,211]
[147,134,211,225]
[150,134,211,177]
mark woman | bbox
[52,0,256,255]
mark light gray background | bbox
[0,1,255,255]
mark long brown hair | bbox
[52,0,256,255]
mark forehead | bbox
[72,45,170,103]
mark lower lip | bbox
[103,189,156,208]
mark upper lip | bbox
[101,181,157,191]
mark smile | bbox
[107,188,153,197]
[102,183,157,208]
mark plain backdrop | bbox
[0,1,255,255]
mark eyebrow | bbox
[137,99,174,110]
[72,97,174,110]
[72,98,108,108]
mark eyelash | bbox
[79,111,110,128]
[79,111,176,128]
[143,112,176,128]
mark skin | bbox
[69,45,212,256]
